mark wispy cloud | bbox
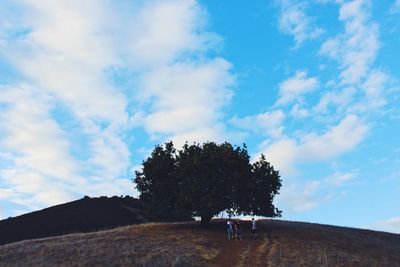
[313,86,356,114]
[230,71,318,143]
[276,71,319,106]
[128,0,220,67]
[277,168,359,213]
[0,94,84,210]
[353,70,388,112]
[290,103,310,119]
[230,110,285,138]
[278,0,324,46]
[325,170,358,186]
[317,0,391,117]
[260,114,368,175]
[372,217,400,233]
[0,93,132,209]
[320,0,379,86]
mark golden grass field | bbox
[0,219,399,266]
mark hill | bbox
[0,196,146,245]
[0,219,399,266]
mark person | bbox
[235,220,242,240]
[227,219,233,240]
[251,218,257,239]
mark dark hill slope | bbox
[0,196,146,245]
[0,219,399,266]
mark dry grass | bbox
[261,220,400,267]
[0,223,217,267]
[0,219,399,267]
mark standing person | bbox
[235,220,242,240]
[251,218,257,239]
[227,219,233,240]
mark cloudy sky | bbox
[1,0,399,233]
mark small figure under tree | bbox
[134,141,282,224]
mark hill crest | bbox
[1,219,399,266]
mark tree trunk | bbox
[200,214,212,225]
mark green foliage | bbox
[134,142,191,221]
[134,141,282,224]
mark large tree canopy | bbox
[134,141,282,224]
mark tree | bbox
[134,141,282,224]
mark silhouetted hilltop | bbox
[0,196,146,245]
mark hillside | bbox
[0,219,399,266]
[0,196,146,245]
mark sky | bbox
[0,0,399,233]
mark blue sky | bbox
[0,0,399,233]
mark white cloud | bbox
[276,71,319,106]
[0,188,14,201]
[299,114,368,160]
[230,110,285,138]
[0,86,134,209]
[325,170,358,186]
[314,86,356,114]
[372,217,400,234]
[260,114,368,175]
[356,70,388,111]
[319,1,391,116]
[320,0,379,86]
[259,137,298,175]
[0,86,132,209]
[0,86,83,207]
[278,0,324,46]
[0,87,79,181]
[290,104,309,119]
[2,0,131,183]
[88,130,130,181]
[129,0,220,67]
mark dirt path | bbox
[242,238,270,266]
[212,234,272,267]
[211,240,243,267]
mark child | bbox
[235,220,242,240]
[227,219,233,240]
